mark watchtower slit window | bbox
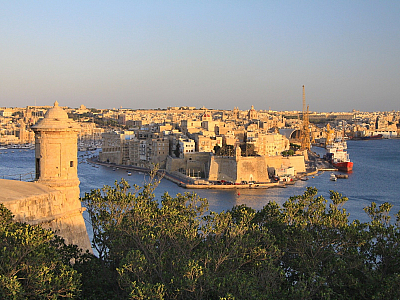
[35,158,40,180]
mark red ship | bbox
[324,139,353,172]
[332,161,353,172]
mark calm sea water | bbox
[1,139,400,223]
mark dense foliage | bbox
[77,177,400,299]
[2,176,400,299]
[0,204,82,299]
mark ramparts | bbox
[0,179,92,252]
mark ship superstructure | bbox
[324,139,353,172]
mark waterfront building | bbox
[149,137,170,168]
[99,130,135,164]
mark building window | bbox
[70,161,74,167]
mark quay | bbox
[87,156,317,190]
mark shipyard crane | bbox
[300,85,311,150]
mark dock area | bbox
[88,152,333,190]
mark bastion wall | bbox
[267,155,306,173]
[166,152,211,175]
[0,179,92,252]
[167,153,306,183]
[236,156,270,183]
[99,150,122,165]
[208,156,238,182]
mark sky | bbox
[1,1,399,112]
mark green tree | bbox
[216,144,234,156]
[0,204,81,299]
[78,182,400,299]
[80,177,284,299]
[254,188,400,299]
[359,202,400,299]
[281,149,295,156]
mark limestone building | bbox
[0,102,92,253]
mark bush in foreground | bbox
[78,178,400,300]
[0,204,81,299]
[2,176,399,299]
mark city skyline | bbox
[1,1,399,112]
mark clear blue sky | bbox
[1,1,399,112]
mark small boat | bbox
[330,173,337,181]
[336,174,348,179]
[127,172,132,176]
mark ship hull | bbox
[352,134,383,140]
[333,161,353,172]
[361,134,383,140]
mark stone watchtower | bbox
[31,101,92,252]
[32,101,80,199]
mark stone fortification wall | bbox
[287,156,306,173]
[99,150,122,165]
[266,155,306,174]
[0,179,92,253]
[208,156,237,182]
[236,156,270,183]
[296,149,308,161]
[166,153,211,175]
[208,156,271,183]
[166,152,306,183]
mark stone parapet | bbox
[0,179,92,253]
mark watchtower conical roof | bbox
[31,101,80,131]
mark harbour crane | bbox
[300,85,311,150]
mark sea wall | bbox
[208,156,270,183]
[236,156,270,183]
[99,150,122,165]
[166,153,306,183]
[208,156,237,182]
[265,155,306,174]
[287,156,306,173]
[166,152,211,175]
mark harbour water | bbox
[1,139,400,223]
